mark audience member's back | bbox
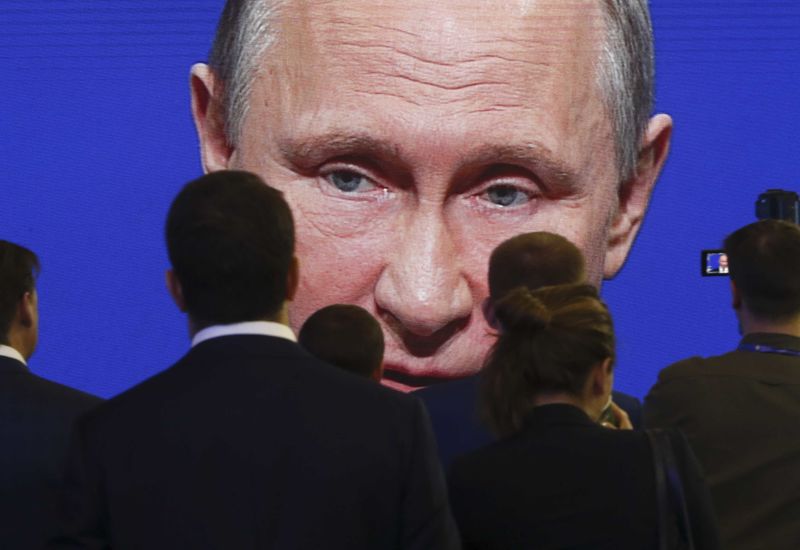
[645,219,800,550]
[449,284,720,549]
[0,240,101,548]
[416,232,642,468]
[299,304,385,381]
[49,171,458,550]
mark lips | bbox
[377,324,497,391]
[381,364,458,392]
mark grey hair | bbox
[208,0,654,180]
[599,0,655,180]
[208,0,283,142]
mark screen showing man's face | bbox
[193,0,670,390]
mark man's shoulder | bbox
[655,350,744,383]
[82,334,417,436]
[3,367,102,416]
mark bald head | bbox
[488,232,586,303]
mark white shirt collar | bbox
[191,321,296,348]
[0,344,27,366]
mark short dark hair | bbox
[166,170,294,328]
[481,284,614,436]
[298,305,385,379]
[488,232,586,303]
[724,219,800,320]
[0,241,40,344]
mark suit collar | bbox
[0,344,27,367]
[522,403,596,429]
[191,321,296,348]
[186,333,307,360]
[0,354,28,375]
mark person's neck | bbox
[5,328,32,360]
[739,310,800,338]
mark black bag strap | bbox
[646,429,696,550]
[647,429,671,550]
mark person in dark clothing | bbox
[0,240,101,549]
[49,171,458,550]
[416,232,641,469]
[449,283,720,549]
[646,219,800,550]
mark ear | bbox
[590,357,614,396]
[190,63,234,173]
[165,269,187,312]
[731,279,742,310]
[481,297,499,330]
[17,291,36,328]
[604,114,673,278]
[285,256,300,302]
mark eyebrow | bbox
[279,132,582,194]
[278,132,402,168]
[460,144,581,195]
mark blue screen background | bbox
[2,1,799,399]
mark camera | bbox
[701,190,798,277]
[756,189,800,224]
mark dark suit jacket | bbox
[0,356,102,549]
[644,332,800,550]
[49,334,459,550]
[449,404,720,550]
[415,374,643,468]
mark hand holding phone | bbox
[599,400,633,430]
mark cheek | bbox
[284,189,401,331]
[447,196,613,285]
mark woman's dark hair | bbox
[481,283,615,436]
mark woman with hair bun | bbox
[448,283,720,550]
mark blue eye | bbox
[326,170,374,193]
[485,185,529,207]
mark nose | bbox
[374,207,472,356]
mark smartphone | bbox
[598,398,618,427]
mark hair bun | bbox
[495,287,551,332]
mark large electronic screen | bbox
[2,1,799,399]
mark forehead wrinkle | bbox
[319,39,552,105]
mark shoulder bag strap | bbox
[646,428,696,550]
[647,429,670,550]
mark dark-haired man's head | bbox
[299,304,385,382]
[724,220,800,329]
[0,240,40,359]
[165,170,297,332]
[485,232,586,327]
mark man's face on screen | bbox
[192,0,668,390]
